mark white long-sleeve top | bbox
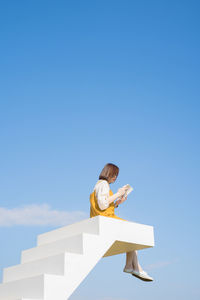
[93,179,110,210]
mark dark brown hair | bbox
[99,163,119,182]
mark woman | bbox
[90,163,153,281]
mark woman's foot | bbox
[123,264,133,273]
[123,263,153,281]
[131,270,154,282]
[123,267,133,274]
[123,267,154,281]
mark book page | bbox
[124,184,133,195]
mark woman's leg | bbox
[131,250,143,272]
[125,251,135,269]
[125,250,143,272]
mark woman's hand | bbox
[118,194,127,204]
[115,194,127,207]
[117,186,128,197]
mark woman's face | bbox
[109,174,117,183]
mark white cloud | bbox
[0,204,88,227]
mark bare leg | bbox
[125,251,135,269]
[132,250,143,272]
[125,250,143,272]
[124,250,154,281]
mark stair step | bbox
[0,274,65,300]
[21,232,97,264]
[0,275,45,300]
[21,233,84,263]
[17,298,43,300]
[37,216,100,246]
[3,252,82,283]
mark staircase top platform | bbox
[37,216,154,255]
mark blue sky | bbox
[0,0,200,299]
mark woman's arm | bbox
[114,194,128,207]
[107,187,129,204]
[95,182,129,210]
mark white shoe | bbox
[132,270,154,282]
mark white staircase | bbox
[0,215,154,300]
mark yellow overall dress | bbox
[90,187,126,221]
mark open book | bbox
[124,184,134,196]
